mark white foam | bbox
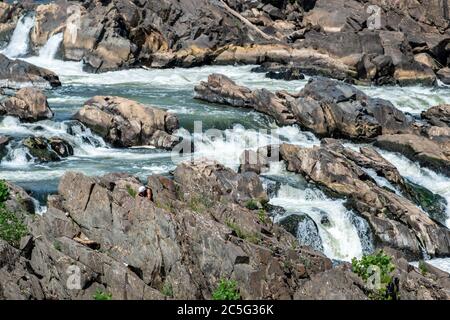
[271,182,364,262]
[376,148,450,228]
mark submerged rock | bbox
[0,88,53,122]
[22,136,73,162]
[251,62,305,81]
[0,54,61,89]
[279,213,324,253]
[74,96,181,149]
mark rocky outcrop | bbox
[1,160,449,300]
[22,136,74,162]
[243,142,450,259]
[0,88,53,122]
[73,96,181,149]
[0,161,338,300]
[195,75,414,139]
[194,74,297,125]
[10,0,444,84]
[251,62,305,81]
[0,54,61,89]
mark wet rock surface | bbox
[0,87,53,122]
[74,96,181,149]
[0,54,61,89]
[22,136,73,162]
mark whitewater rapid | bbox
[1,15,450,266]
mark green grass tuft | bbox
[212,279,240,300]
[93,289,112,300]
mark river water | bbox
[1,15,449,270]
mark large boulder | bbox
[194,74,297,125]
[0,54,61,89]
[422,104,450,127]
[0,88,53,122]
[74,96,181,149]
[289,77,415,139]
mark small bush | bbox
[258,209,268,224]
[188,195,212,214]
[212,279,240,300]
[351,250,396,300]
[0,180,9,203]
[245,199,259,210]
[126,185,137,198]
[418,260,428,275]
[162,282,173,298]
[93,289,112,300]
[0,206,27,247]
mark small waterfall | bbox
[37,33,63,60]
[1,15,35,58]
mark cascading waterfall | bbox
[37,33,63,60]
[266,162,368,262]
[1,15,35,58]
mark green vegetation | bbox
[351,250,396,300]
[212,279,240,300]
[188,194,213,214]
[126,185,137,198]
[258,209,268,224]
[245,199,259,210]
[0,180,9,203]
[93,289,112,300]
[418,260,428,275]
[225,219,261,244]
[0,180,27,247]
[162,281,173,298]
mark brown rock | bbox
[0,88,53,121]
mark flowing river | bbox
[1,15,450,270]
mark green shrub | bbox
[0,205,27,247]
[418,260,428,275]
[258,209,268,224]
[53,240,62,251]
[93,289,112,300]
[245,199,259,210]
[162,282,173,298]
[0,180,9,203]
[126,185,137,198]
[351,250,396,300]
[188,194,212,214]
[212,279,240,300]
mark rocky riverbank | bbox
[1,161,449,300]
[0,0,449,85]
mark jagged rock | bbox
[22,136,73,162]
[196,75,414,139]
[0,88,53,122]
[273,143,450,259]
[422,104,450,127]
[194,74,297,125]
[30,2,68,50]
[375,134,450,177]
[74,96,181,149]
[0,54,61,89]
